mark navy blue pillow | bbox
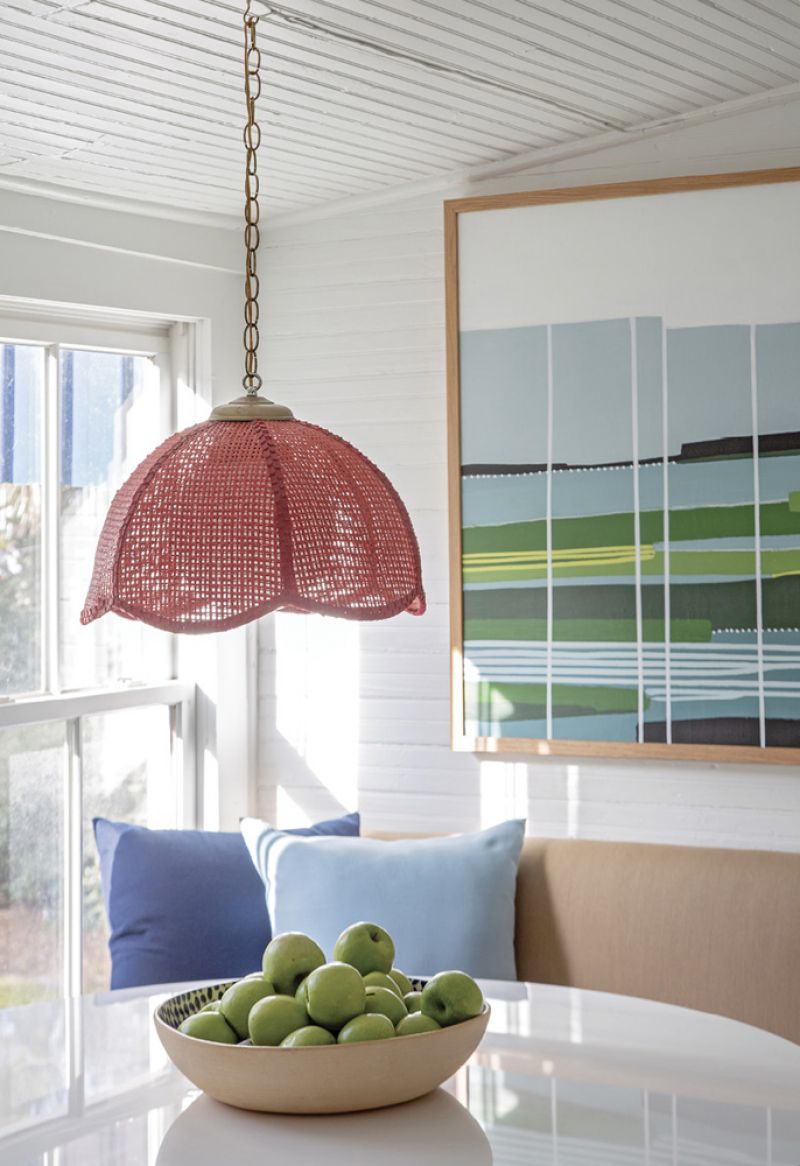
[93,812,360,989]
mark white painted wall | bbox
[0,191,253,829]
[257,100,800,850]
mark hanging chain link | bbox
[243,0,262,395]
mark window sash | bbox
[0,325,174,698]
[0,680,193,726]
[0,308,172,355]
[1,684,196,998]
[0,307,200,998]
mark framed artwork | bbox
[445,168,800,763]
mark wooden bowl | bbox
[154,980,490,1114]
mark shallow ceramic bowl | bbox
[154,980,490,1114]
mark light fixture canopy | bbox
[80,3,425,633]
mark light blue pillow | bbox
[241,819,525,981]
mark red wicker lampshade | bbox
[81,407,425,633]
[81,7,424,634]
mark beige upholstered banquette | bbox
[371,832,800,1046]
[513,837,800,1046]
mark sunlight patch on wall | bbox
[202,745,219,831]
[275,783,313,828]
[275,612,359,818]
[479,760,528,830]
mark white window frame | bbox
[0,304,200,998]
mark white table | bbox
[1,980,798,1165]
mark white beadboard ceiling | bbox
[2,0,800,221]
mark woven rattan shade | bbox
[81,418,425,632]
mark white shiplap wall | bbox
[256,99,800,851]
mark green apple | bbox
[248,995,309,1046]
[333,922,395,975]
[262,932,325,995]
[362,971,402,997]
[295,976,310,1005]
[199,1000,221,1013]
[364,985,407,1026]
[305,961,365,1032]
[388,968,413,995]
[219,977,276,1039]
[244,971,266,980]
[396,1013,441,1037]
[404,991,423,1013]
[337,1013,395,1044]
[421,971,484,1027]
[281,1025,336,1047]
[178,1011,238,1043]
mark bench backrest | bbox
[515,836,800,1045]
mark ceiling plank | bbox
[1,0,798,217]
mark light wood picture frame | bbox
[446,167,800,764]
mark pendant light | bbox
[81,2,425,633]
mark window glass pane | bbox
[0,723,65,1005]
[82,706,177,994]
[0,342,43,696]
[60,348,171,690]
[83,994,172,1105]
[0,999,69,1139]
[59,1115,151,1164]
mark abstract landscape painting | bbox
[458,315,800,751]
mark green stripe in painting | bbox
[462,500,800,556]
[791,491,800,513]
[466,682,646,721]
[464,618,711,642]
[463,548,800,583]
[463,576,798,630]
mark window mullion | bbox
[64,716,84,997]
[153,349,179,685]
[42,343,60,695]
[171,694,198,829]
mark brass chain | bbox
[243,0,262,395]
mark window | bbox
[0,307,196,1003]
